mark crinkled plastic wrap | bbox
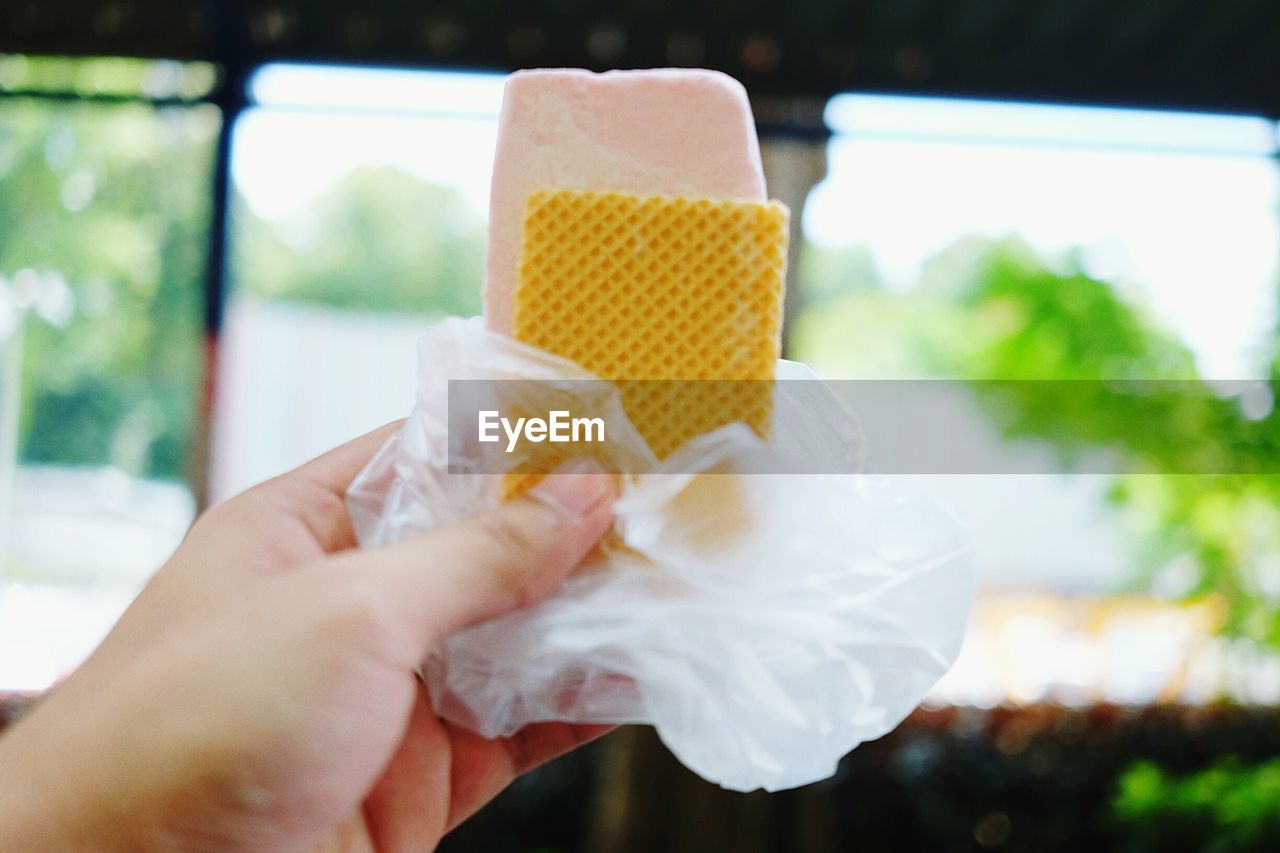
[347,317,973,792]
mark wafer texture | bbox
[505,190,788,493]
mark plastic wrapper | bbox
[347,317,973,792]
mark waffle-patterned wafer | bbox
[514,189,787,455]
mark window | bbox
[0,55,217,689]
[212,66,504,498]
[792,94,1280,705]
[797,94,1278,380]
[5,58,1280,705]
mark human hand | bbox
[0,423,616,851]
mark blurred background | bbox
[2,2,1280,851]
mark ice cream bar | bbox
[485,68,788,476]
[486,68,772,335]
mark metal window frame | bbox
[0,7,251,505]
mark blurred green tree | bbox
[1114,758,1280,852]
[231,165,484,317]
[0,96,216,480]
[951,244,1280,645]
[792,235,1280,645]
[3,57,486,483]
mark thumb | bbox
[333,465,615,655]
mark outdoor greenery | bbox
[794,237,1280,647]
[795,236,1280,845]
[2,62,485,483]
[1114,757,1280,852]
[0,95,215,480]
[231,165,484,317]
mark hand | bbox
[0,423,616,851]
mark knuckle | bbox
[475,508,543,564]
[312,579,391,641]
[302,484,348,525]
[262,476,355,549]
[473,510,545,606]
[504,733,535,775]
[300,488,351,540]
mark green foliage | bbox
[232,166,484,317]
[3,61,487,483]
[953,244,1280,641]
[1,96,216,480]
[1113,758,1280,852]
[948,242,1197,381]
[793,235,1202,382]
[0,53,217,100]
[792,234,1280,644]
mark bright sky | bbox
[235,65,502,219]
[234,64,1280,378]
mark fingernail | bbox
[528,461,612,520]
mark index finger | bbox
[290,419,405,497]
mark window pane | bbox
[213,67,500,498]
[0,57,216,689]
[791,95,1280,706]
[797,95,1279,380]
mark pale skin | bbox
[0,423,617,851]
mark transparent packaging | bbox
[347,317,973,791]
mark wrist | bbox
[0,694,139,852]
[0,712,82,850]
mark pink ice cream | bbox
[483,68,768,334]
